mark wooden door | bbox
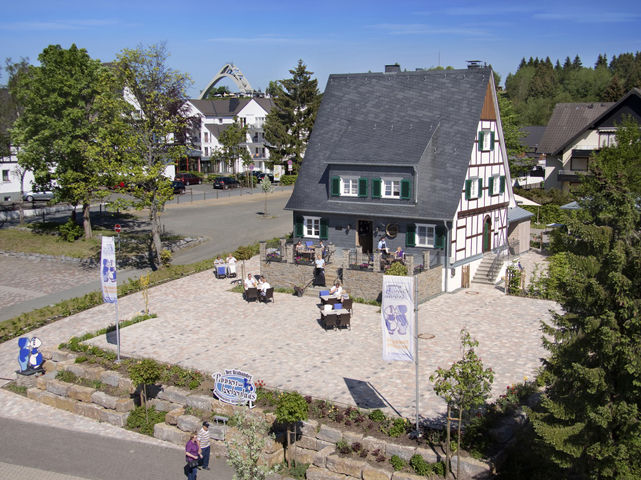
[357,220,373,253]
[482,216,492,253]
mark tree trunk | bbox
[457,409,463,480]
[446,404,451,478]
[83,202,92,239]
[149,200,163,267]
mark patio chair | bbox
[322,312,338,330]
[319,290,330,297]
[333,303,343,310]
[305,240,314,249]
[337,312,351,330]
[227,263,237,278]
[341,298,353,314]
[215,265,227,279]
[244,287,258,302]
[260,287,274,303]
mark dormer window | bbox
[383,179,401,198]
[341,177,358,196]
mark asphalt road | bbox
[0,417,235,480]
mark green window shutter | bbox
[488,176,495,196]
[400,178,411,200]
[435,226,446,249]
[478,131,484,151]
[499,175,506,194]
[320,218,328,240]
[406,223,416,247]
[490,131,496,151]
[477,178,483,198]
[358,177,368,197]
[465,179,472,200]
[372,178,382,199]
[330,176,340,196]
[294,216,304,237]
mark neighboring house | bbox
[539,88,641,191]
[512,125,546,189]
[286,64,527,292]
[0,146,35,202]
[186,97,274,174]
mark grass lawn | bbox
[0,227,101,258]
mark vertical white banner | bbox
[381,275,414,362]
[100,236,118,304]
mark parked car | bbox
[23,190,54,202]
[256,172,274,182]
[174,173,202,185]
[171,180,186,194]
[212,177,240,189]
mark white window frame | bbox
[2,170,9,182]
[416,224,436,248]
[303,216,320,238]
[469,177,480,198]
[481,130,492,151]
[382,178,401,198]
[341,177,358,197]
[490,174,500,195]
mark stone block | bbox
[261,436,281,455]
[99,409,129,427]
[176,414,201,433]
[91,391,119,410]
[297,435,318,451]
[391,472,424,480]
[165,408,185,425]
[451,455,491,480]
[15,374,38,388]
[293,446,316,465]
[317,424,342,444]
[313,446,335,468]
[186,394,213,412]
[99,370,123,388]
[363,466,392,480]
[42,360,58,373]
[157,386,190,405]
[305,466,347,480]
[40,346,55,360]
[34,390,58,408]
[326,454,365,478]
[45,379,70,397]
[54,395,77,412]
[209,425,226,441]
[385,443,415,462]
[300,419,319,437]
[67,384,95,403]
[154,423,191,446]
[114,398,135,412]
[36,372,56,390]
[52,350,75,362]
[75,402,103,421]
[64,364,87,378]
[259,449,284,468]
[415,446,439,463]
[26,387,42,401]
[118,377,135,393]
[148,399,177,412]
[343,431,364,447]
[83,366,104,381]
[362,436,387,455]
[316,439,334,451]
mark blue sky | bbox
[1,0,639,96]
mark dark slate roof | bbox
[205,124,228,139]
[538,102,613,155]
[508,206,534,223]
[521,126,546,152]
[285,68,492,220]
[189,97,274,117]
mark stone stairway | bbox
[302,264,341,297]
[471,253,501,285]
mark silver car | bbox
[23,190,54,202]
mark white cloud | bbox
[367,23,492,37]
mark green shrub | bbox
[431,461,446,476]
[390,455,406,471]
[336,440,351,454]
[75,355,88,363]
[56,370,78,383]
[279,175,297,186]
[410,454,429,475]
[386,417,408,438]
[160,249,172,267]
[286,461,309,480]
[385,262,407,276]
[126,406,166,436]
[58,219,83,242]
[368,409,386,423]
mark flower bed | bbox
[348,263,372,271]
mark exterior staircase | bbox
[302,263,342,297]
[471,253,502,285]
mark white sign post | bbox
[100,236,120,361]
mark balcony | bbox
[557,169,590,183]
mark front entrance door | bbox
[357,220,373,254]
[482,216,492,252]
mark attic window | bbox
[382,179,401,198]
[478,130,495,151]
[341,177,358,196]
[465,178,483,200]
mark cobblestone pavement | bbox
[0,252,560,429]
[0,255,96,309]
[0,461,91,480]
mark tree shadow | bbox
[343,378,398,413]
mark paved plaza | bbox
[0,252,560,425]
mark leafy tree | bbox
[601,74,626,102]
[530,118,641,478]
[264,60,321,173]
[496,90,527,177]
[212,119,250,175]
[128,358,162,420]
[260,176,273,216]
[10,45,119,238]
[112,43,194,266]
[430,329,494,479]
[275,391,308,467]
[203,85,230,98]
[225,411,276,480]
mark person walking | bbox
[314,254,326,286]
[197,421,211,471]
[185,433,200,480]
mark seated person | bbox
[226,253,237,274]
[395,246,404,260]
[258,276,271,296]
[244,274,257,290]
[214,256,225,266]
[377,237,389,254]
[329,280,343,298]
[295,240,304,253]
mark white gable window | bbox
[383,179,401,198]
[478,130,495,151]
[304,216,320,238]
[341,177,358,196]
[416,224,436,247]
[465,177,482,200]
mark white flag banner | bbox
[100,236,118,304]
[381,275,414,362]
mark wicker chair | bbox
[244,287,258,302]
[260,287,274,303]
[341,298,353,314]
[337,312,351,330]
[322,312,338,330]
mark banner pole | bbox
[414,274,420,437]
[115,301,120,363]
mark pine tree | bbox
[600,74,626,102]
[530,119,641,479]
[264,59,321,173]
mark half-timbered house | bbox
[285,64,519,292]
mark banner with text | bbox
[381,275,414,362]
[100,236,118,304]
